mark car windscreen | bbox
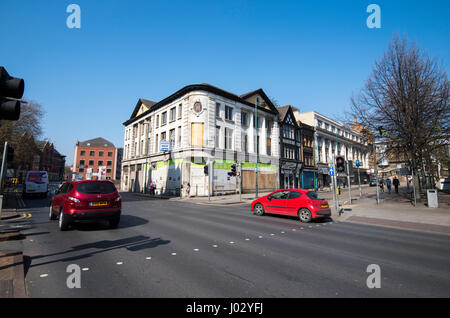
[306,192,325,201]
[76,182,116,194]
[27,172,47,184]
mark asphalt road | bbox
[8,192,450,297]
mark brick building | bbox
[72,138,120,181]
[33,141,66,181]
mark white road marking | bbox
[146,257,152,260]
[258,236,263,238]
[229,241,235,244]
[270,233,275,236]
[82,268,89,271]
[281,231,285,234]
[40,274,48,278]
[245,238,250,241]
[171,253,177,256]
[292,229,297,231]
[193,249,199,252]
[212,245,218,248]
[116,262,123,265]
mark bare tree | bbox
[0,100,44,170]
[351,34,449,197]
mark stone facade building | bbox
[121,84,280,196]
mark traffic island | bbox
[0,250,27,298]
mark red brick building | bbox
[72,137,120,181]
[33,141,66,181]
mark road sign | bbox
[329,168,334,176]
[160,141,171,151]
[355,159,360,167]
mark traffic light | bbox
[6,145,14,162]
[228,164,236,176]
[203,164,209,176]
[336,156,345,173]
[0,66,24,121]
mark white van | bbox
[23,171,49,198]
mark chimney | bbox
[354,116,357,127]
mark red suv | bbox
[251,189,331,222]
[49,180,122,230]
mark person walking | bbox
[393,176,400,194]
[386,177,392,194]
[149,181,154,195]
[186,182,191,198]
[379,178,384,193]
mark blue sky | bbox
[1,0,449,165]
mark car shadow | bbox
[261,213,333,223]
[67,214,149,231]
[26,235,171,271]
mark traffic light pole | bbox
[357,165,362,198]
[0,141,7,193]
[347,160,352,204]
[331,155,339,212]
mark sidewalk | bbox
[335,187,450,234]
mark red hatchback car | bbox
[49,180,122,230]
[251,189,331,222]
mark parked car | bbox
[369,178,377,187]
[23,171,49,198]
[49,180,122,230]
[251,189,331,223]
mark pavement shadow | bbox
[27,235,171,271]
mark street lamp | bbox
[144,121,150,194]
[254,98,259,198]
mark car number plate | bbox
[320,204,328,208]
[89,201,108,207]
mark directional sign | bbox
[160,141,171,151]
[329,168,334,176]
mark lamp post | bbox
[255,98,259,199]
[144,121,150,194]
[373,135,380,204]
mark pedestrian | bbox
[393,176,400,194]
[386,178,392,194]
[149,181,154,195]
[153,181,157,195]
[379,178,384,193]
[186,182,191,198]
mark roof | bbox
[129,98,157,120]
[77,137,115,148]
[277,105,300,128]
[124,83,279,126]
[276,105,291,121]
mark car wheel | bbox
[298,208,312,223]
[254,203,265,216]
[49,205,57,220]
[58,209,70,231]
[109,217,120,229]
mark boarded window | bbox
[191,123,204,147]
